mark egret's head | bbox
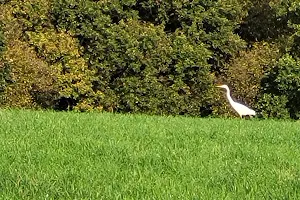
[216,84,229,90]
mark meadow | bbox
[0,109,299,199]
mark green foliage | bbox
[0,1,58,108]
[51,0,111,36]
[106,20,213,115]
[9,0,54,31]
[53,0,247,71]
[0,23,8,100]
[253,1,300,119]
[27,29,100,110]
[233,0,300,119]
[225,42,280,104]
[52,0,216,116]
[0,0,101,110]
[0,24,5,55]
[256,93,289,119]
[0,0,11,4]
[215,42,281,117]
[0,62,12,103]
[135,0,247,72]
[2,39,57,108]
[238,0,290,42]
[266,0,300,56]
[262,54,300,119]
[107,21,213,115]
[2,0,300,118]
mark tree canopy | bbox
[0,0,300,118]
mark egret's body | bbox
[217,85,256,118]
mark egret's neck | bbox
[226,88,235,105]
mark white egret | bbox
[217,85,256,118]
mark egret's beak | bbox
[216,85,222,88]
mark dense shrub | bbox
[255,93,289,119]
[214,42,280,117]
[225,42,280,105]
[277,1,300,58]
[1,38,57,108]
[107,21,214,115]
[52,0,216,115]
[53,0,247,70]
[0,0,249,115]
[0,1,57,108]
[27,29,100,110]
[251,1,300,119]
[1,0,300,119]
[0,24,5,55]
[129,0,247,73]
[0,24,11,103]
[237,0,290,42]
[261,55,300,119]
[9,0,54,31]
[0,0,100,110]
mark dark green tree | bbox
[51,0,216,115]
[261,55,300,119]
[0,23,5,55]
[237,0,290,42]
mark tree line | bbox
[0,0,299,119]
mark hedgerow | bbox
[0,0,299,118]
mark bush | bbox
[0,0,101,110]
[261,54,300,119]
[52,0,247,70]
[134,0,247,72]
[27,29,100,110]
[6,0,300,118]
[52,0,216,116]
[0,22,9,98]
[0,24,5,55]
[224,42,280,106]
[90,20,214,115]
[214,42,280,117]
[0,0,250,115]
[9,0,54,31]
[0,1,57,108]
[255,93,289,119]
[1,39,57,108]
[237,0,290,42]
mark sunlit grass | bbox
[0,109,299,199]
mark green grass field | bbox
[0,109,299,199]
